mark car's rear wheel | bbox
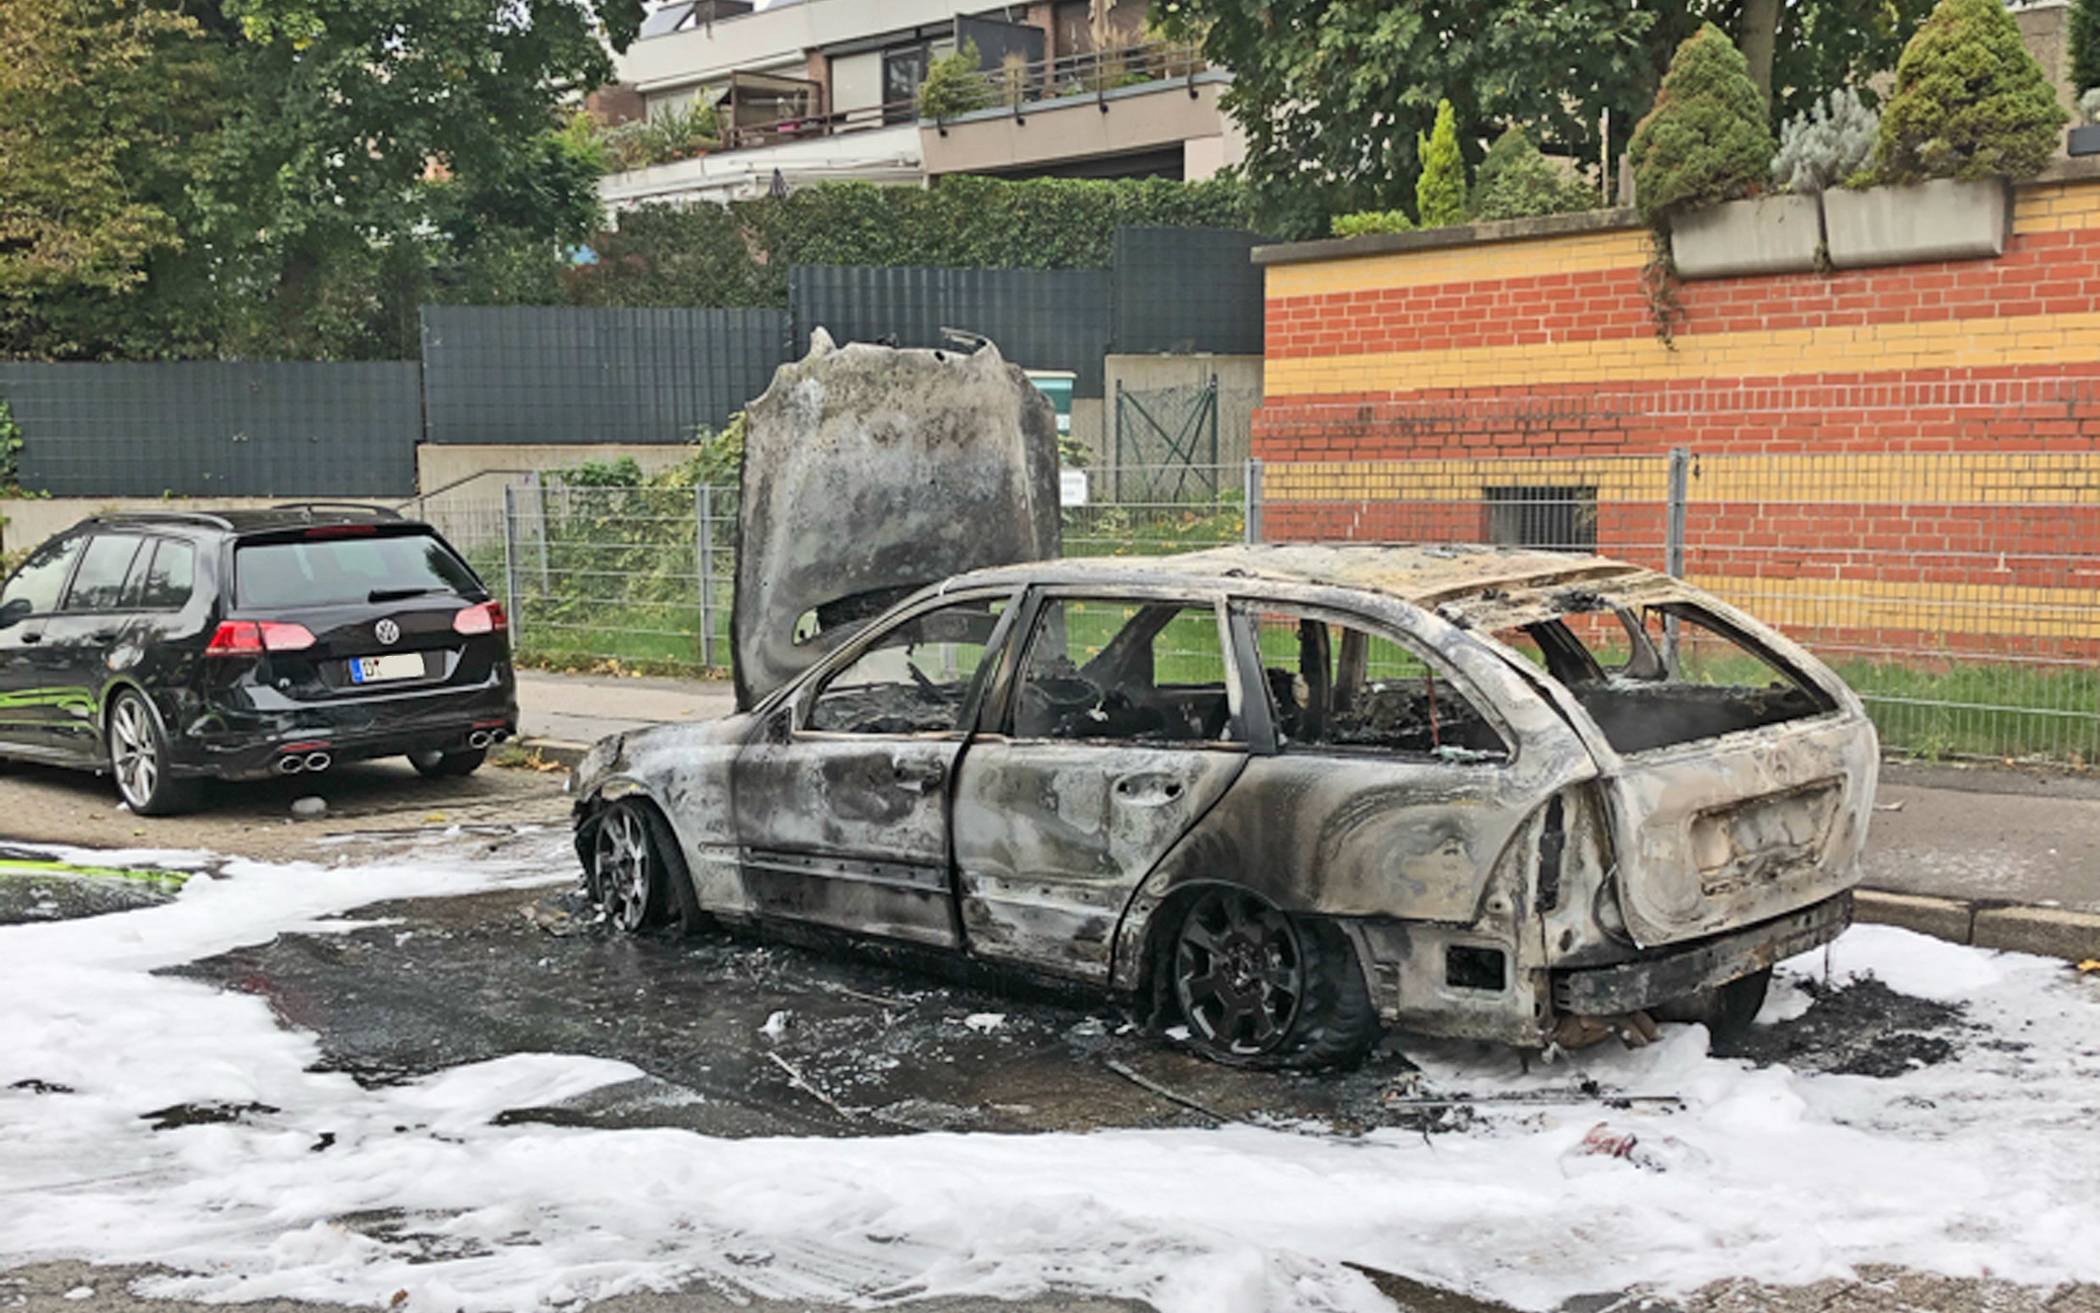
[588,798,702,936]
[408,747,487,779]
[1658,966,1772,1040]
[1170,887,1379,1069]
[107,690,200,817]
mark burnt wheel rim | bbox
[110,697,157,809]
[1173,888,1303,1056]
[592,805,652,933]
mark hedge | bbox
[565,176,1254,308]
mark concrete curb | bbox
[495,745,2100,964]
[1855,889,2100,963]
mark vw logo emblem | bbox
[375,619,401,646]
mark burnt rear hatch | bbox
[1458,577,1876,949]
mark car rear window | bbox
[236,532,479,609]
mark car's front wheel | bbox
[408,747,487,779]
[106,690,200,817]
[1169,887,1379,1069]
[587,798,702,936]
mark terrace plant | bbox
[1330,209,1415,238]
[1627,24,1776,227]
[1869,0,2065,183]
[1472,126,1595,220]
[1414,99,1468,228]
[1772,87,1880,193]
[918,40,996,119]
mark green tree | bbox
[1158,0,1666,237]
[2,0,641,362]
[203,0,643,359]
[0,1,227,359]
[1628,24,1775,227]
[1872,0,2068,183]
[2073,0,2100,97]
[1414,99,1468,227]
[1472,127,1596,220]
[1155,0,1939,237]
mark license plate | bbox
[349,653,424,685]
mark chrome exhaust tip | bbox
[277,755,306,775]
[468,730,493,750]
[304,752,332,772]
[490,728,510,744]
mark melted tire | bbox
[1165,891,1380,1071]
[634,802,705,937]
[1278,917,1381,1070]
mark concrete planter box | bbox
[1669,194,1822,279]
[2069,125,2100,157]
[1823,178,2010,269]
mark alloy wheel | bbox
[109,696,159,811]
[592,804,654,933]
[1173,887,1305,1058]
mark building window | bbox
[882,44,929,122]
[1482,485,1598,552]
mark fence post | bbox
[696,483,716,672]
[1664,446,1690,670]
[528,470,551,593]
[501,482,521,649]
[1243,457,1264,544]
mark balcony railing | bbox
[713,38,1211,153]
[929,39,1210,121]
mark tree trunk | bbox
[1739,0,1780,108]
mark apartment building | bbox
[598,0,1243,210]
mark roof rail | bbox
[272,501,405,521]
[89,510,237,531]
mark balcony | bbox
[914,41,1238,181]
[598,37,1235,207]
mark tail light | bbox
[453,600,507,636]
[206,620,316,655]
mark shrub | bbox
[1472,127,1596,221]
[1330,210,1416,238]
[1871,0,2066,183]
[599,101,719,173]
[1772,87,1880,194]
[1415,99,1468,228]
[566,175,1253,307]
[918,40,996,119]
[1627,24,1776,226]
[2082,87,2100,127]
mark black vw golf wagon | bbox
[0,504,517,814]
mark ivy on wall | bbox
[565,176,1254,308]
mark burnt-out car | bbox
[570,544,1876,1067]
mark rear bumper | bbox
[173,678,518,779]
[1551,891,1853,1016]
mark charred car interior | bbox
[572,541,1879,1069]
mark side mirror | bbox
[0,597,28,631]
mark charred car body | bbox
[572,542,1875,1066]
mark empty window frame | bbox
[1500,603,1835,754]
[805,596,1007,736]
[1243,606,1509,762]
[1010,597,1240,744]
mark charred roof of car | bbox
[949,543,1661,615]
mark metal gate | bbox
[1114,377,1219,501]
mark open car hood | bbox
[731,331,1060,707]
